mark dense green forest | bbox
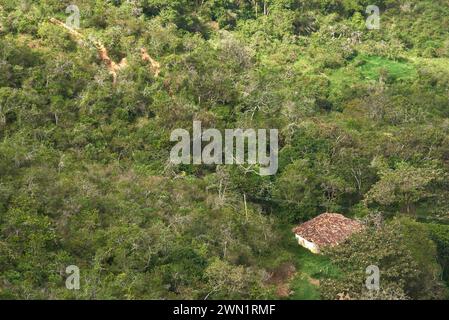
[0,0,448,300]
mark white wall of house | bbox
[295,234,320,254]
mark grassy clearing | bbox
[329,55,417,86]
[327,54,417,107]
[357,56,417,81]
[289,274,321,300]
[267,224,340,300]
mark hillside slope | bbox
[0,0,448,300]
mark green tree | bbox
[365,160,443,215]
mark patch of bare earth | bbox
[306,275,320,286]
[266,263,297,298]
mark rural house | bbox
[292,213,364,254]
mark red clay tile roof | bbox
[292,213,364,248]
